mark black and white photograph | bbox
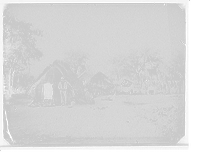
[2,3,186,147]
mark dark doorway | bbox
[44,83,53,100]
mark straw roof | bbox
[26,60,89,103]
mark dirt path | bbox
[3,93,184,144]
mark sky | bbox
[6,3,185,78]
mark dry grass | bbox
[6,95,185,145]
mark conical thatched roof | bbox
[27,66,52,95]
[91,72,104,79]
[88,72,112,95]
[26,60,93,103]
[90,72,112,85]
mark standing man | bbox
[58,77,67,106]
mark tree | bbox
[173,53,185,79]
[132,49,164,83]
[13,74,34,94]
[111,49,162,82]
[11,63,24,87]
[3,5,43,99]
[64,52,88,77]
[110,55,131,80]
[173,52,185,93]
[170,51,185,80]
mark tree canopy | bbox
[64,52,88,77]
[111,49,185,81]
[3,5,43,73]
[3,5,44,97]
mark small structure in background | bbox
[78,71,92,86]
[86,72,115,98]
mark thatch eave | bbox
[25,65,52,95]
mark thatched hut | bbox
[88,72,114,96]
[78,72,92,88]
[26,60,92,105]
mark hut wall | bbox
[32,67,62,105]
[35,83,44,102]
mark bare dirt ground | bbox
[6,94,185,146]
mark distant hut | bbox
[27,60,93,105]
[78,71,92,86]
[86,72,115,97]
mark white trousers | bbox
[60,90,67,104]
